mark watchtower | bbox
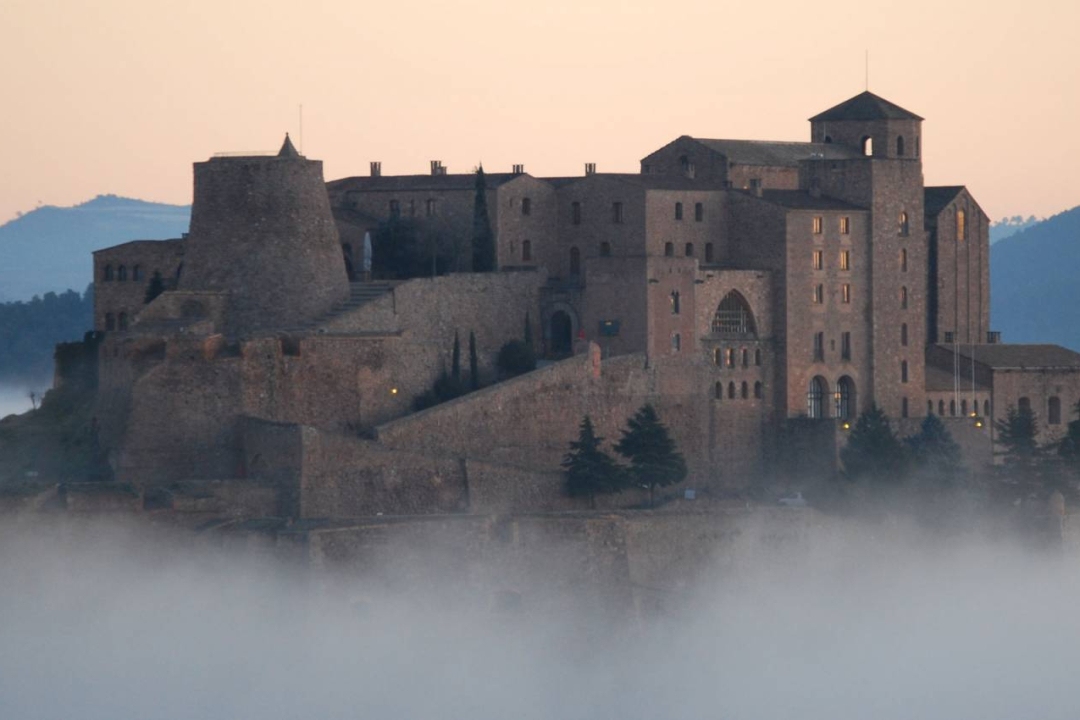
[179,135,349,335]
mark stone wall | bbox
[92,239,185,331]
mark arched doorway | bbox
[550,310,573,356]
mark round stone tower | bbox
[179,135,349,335]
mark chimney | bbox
[512,164,524,175]
[430,160,445,176]
[370,161,382,177]
[749,178,762,197]
[584,163,596,176]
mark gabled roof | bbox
[327,173,520,193]
[942,344,1080,370]
[924,186,966,219]
[758,190,867,211]
[692,139,861,166]
[545,173,729,191]
[809,91,923,122]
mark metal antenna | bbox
[865,50,869,91]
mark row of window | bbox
[812,332,853,362]
[714,380,764,400]
[806,376,857,419]
[812,250,852,271]
[847,134,918,158]
[389,199,439,218]
[812,284,852,304]
[811,216,851,235]
[930,398,990,419]
[102,265,143,282]
[663,242,714,261]
[570,201,706,225]
[104,312,129,331]
[712,347,763,368]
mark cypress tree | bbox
[469,331,479,390]
[996,404,1040,476]
[451,331,461,385]
[614,404,687,507]
[471,165,496,272]
[563,415,625,508]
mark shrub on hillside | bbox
[496,339,536,378]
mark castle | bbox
[86,91,1080,520]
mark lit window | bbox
[899,211,909,237]
[841,284,851,304]
[813,250,823,270]
[813,216,823,234]
[670,290,680,315]
[713,348,721,366]
[900,248,908,272]
[840,250,850,271]
[957,209,966,241]
[813,284,824,304]
[840,217,850,234]
[695,203,703,222]
[726,348,735,368]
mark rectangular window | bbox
[389,199,400,218]
[841,332,851,361]
[572,202,581,225]
[675,202,684,221]
[407,200,416,217]
[813,216,823,234]
[694,202,703,222]
[840,217,850,234]
[813,332,824,362]
[841,284,851,304]
[813,284,824,304]
[705,243,714,263]
[425,198,437,217]
[522,197,531,216]
[813,250,823,270]
[612,202,623,224]
[840,250,850,271]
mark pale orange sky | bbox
[2,0,1077,224]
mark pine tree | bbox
[614,404,687,507]
[905,413,964,487]
[471,165,496,272]
[451,331,461,385]
[468,331,479,391]
[563,416,625,507]
[144,270,165,304]
[840,404,907,482]
[996,404,1040,476]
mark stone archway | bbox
[550,310,573,357]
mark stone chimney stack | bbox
[512,164,524,175]
[430,160,446,176]
[370,161,382,177]
[585,163,596,176]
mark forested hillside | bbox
[0,287,93,384]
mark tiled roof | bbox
[546,173,730,191]
[327,173,520,193]
[758,190,867,211]
[692,139,861,166]
[92,238,185,255]
[924,186,966,219]
[925,363,990,391]
[941,344,1080,370]
[809,91,924,122]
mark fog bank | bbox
[1,517,1078,719]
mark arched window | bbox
[715,382,723,400]
[861,136,873,156]
[118,312,128,331]
[1018,396,1031,414]
[117,265,127,281]
[754,349,762,366]
[957,209,967,241]
[599,242,611,257]
[728,381,736,399]
[950,399,956,416]
[807,376,828,419]
[671,333,681,352]
[522,240,532,262]
[132,265,142,281]
[712,291,757,337]
[754,381,763,399]
[902,397,909,418]
[725,348,736,368]
[705,243,714,263]
[713,348,721,366]
[836,376,856,420]
[961,399,967,417]
[901,360,908,383]
[105,313,115,331]
[900,248,907,272]
[939,399,945,416]
[670,291,680,315]
[664,242,674,257]
[900,286,908,309]
[741,381,748,399]
[896,136,905,157]
[103,265,114,282]
[685,243,694,257]
[675,202,683,220]
[899,212,909,237]
[1049,396,1062,425]
[741,348,748,368]
[901,323,908,346]
[569,247,581,276]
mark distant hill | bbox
[990,215,1042,244]
[991,206,1080,351]
[0,195,190,302]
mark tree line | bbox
[0,286,93,384]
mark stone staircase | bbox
[279,281,394,334]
